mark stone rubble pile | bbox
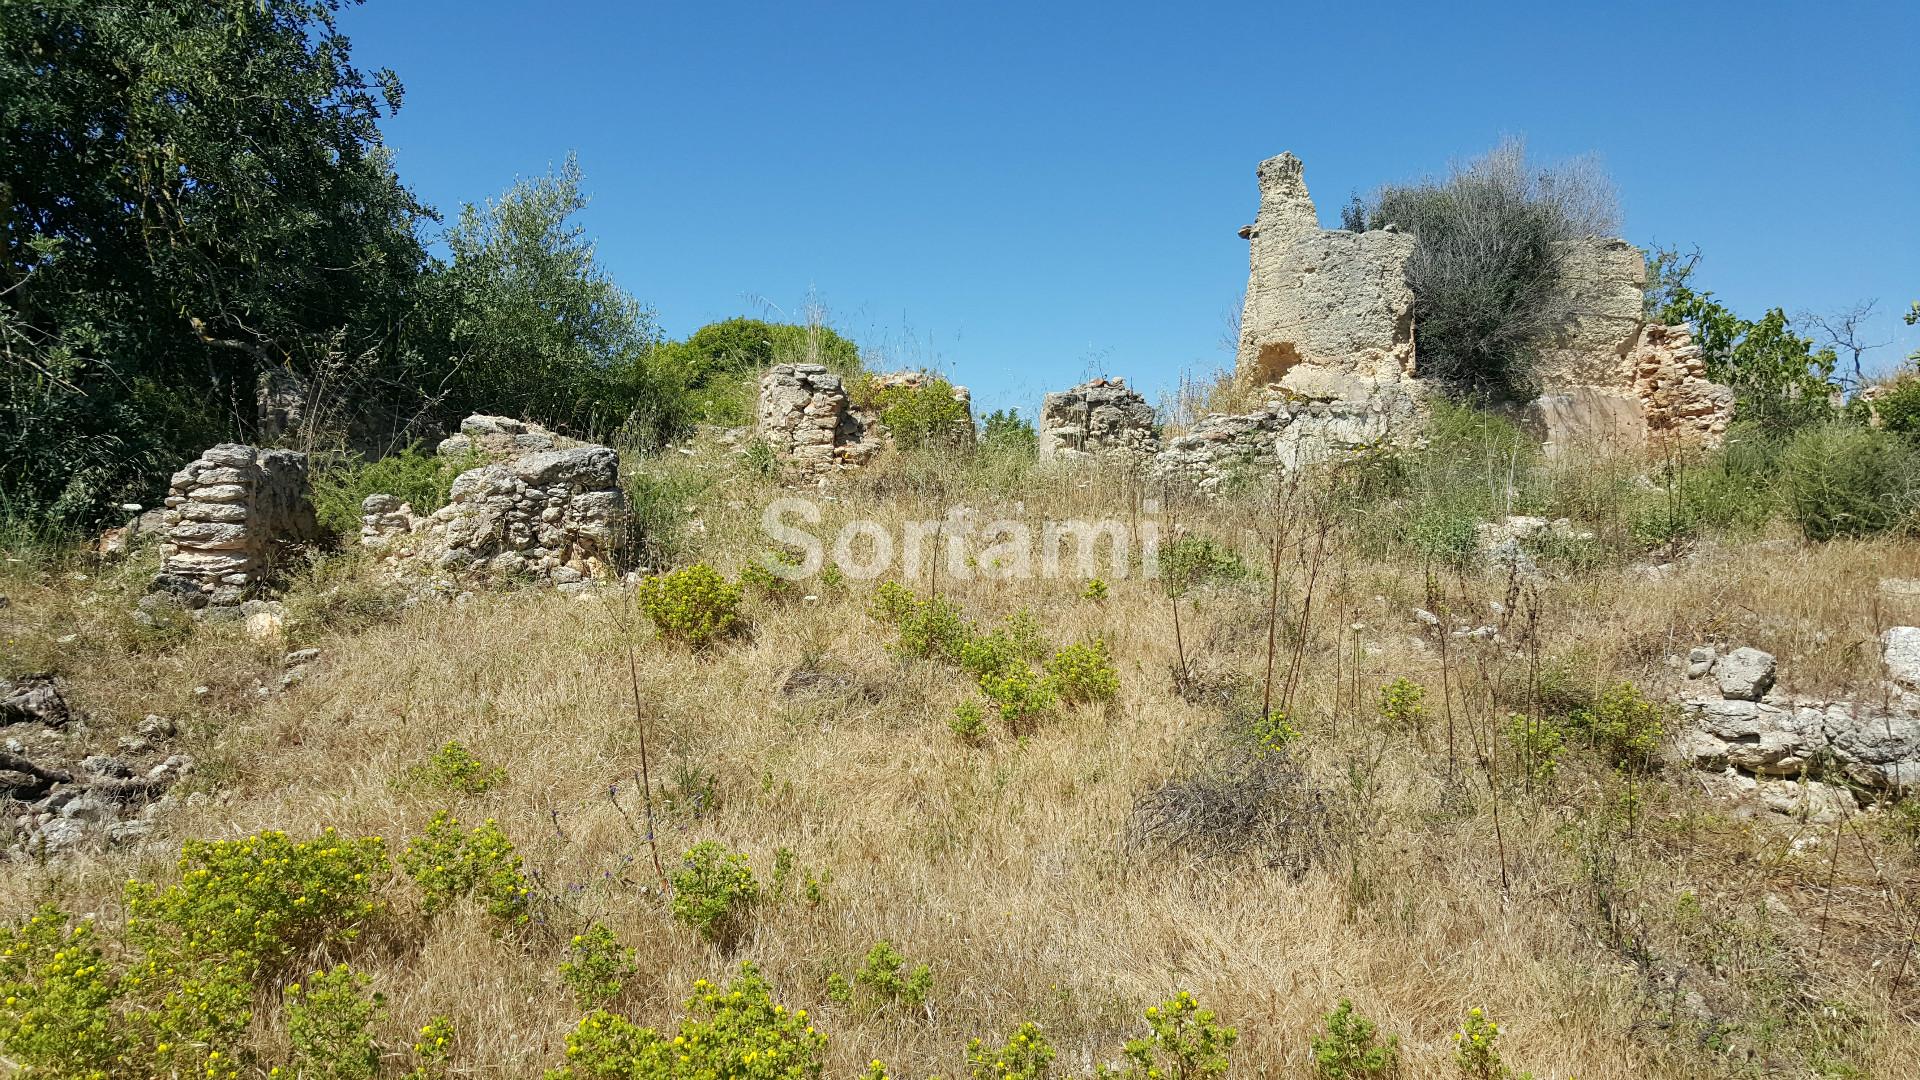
[148,444,320,610]
[362,416,626,590]
[1037,378,1160,463]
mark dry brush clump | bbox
[2,421,1918,1078]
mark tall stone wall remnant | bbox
[1038,378,1159,463]
[1235,153,1417,398]
[151,445,320,607]
[756,364,882,482]
[1536,237,1652,389]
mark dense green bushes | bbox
[1777,422,1920,540]
[310,447,479,537]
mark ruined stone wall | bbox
[152,445,319,607]
[756,364,881,482]
[1147,392,1415,495]
[1535,238,1650,389]
[1038,378,1159,463]
[1235,153,1417,396]
[361,416,625,590]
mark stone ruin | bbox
[1037,378,1159,463]
[756,365,974,482]
[1227,152,1733,463]
[361,415,626,591]
[1673,636,1919,821]
[149,444,320,609]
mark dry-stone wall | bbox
[150,445,319,608]
[1038,378,1159,463]
[1629,323,1734,447]
[1147,391,1416,495]
[362,416,625,591]
[756,364,881,482]
[1535,238,1651,388]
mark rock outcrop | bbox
[1038,378,1160,463]
[363,417,626,590]
[150,445,320,608]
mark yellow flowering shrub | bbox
[965,1021,1056,1080]
[549,963,825,1079]
[401,811,531,924]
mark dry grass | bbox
[3,443,1918,1079]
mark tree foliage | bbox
[2,0,431,527]
[1646,248,1838,431]
[1366,139,1617,399]
[651,316,863,425]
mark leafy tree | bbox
[980,408,1037,455]
[2,0,432,527]
[434,155,682,442]
[1647,249,1837,431]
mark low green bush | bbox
[283,964,384,1080]
[966,1022,1056,1080]
[310,446,478,538]
[406,739,506,795]
[1575,682,1669,773]
[401,811,531,923]
[550,964,825,1079]
[1778,421,1920,540]
[561,924,639,1009]
[866,375,972,450]
[851,940,933,1010]
[1311,998,1401,1079]
[1873,373,1920,440]
[669,842,760,944]
[1161,535,1249,592]
[1045,639,1120,705]
[637,563,744,648]
[1106,991,1237,1079]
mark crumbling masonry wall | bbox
[152,445,320,607]
[1038,378,1159,463]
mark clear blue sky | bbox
[341,0,1918,417]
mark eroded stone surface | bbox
[363,418,626,589]
[756,364,881,482]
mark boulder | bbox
[1714,647,1777,701]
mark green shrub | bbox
[1105,991,1237,1079]
[1778,422,1920,540]
[561,924,639,1009]
[670,842,760,944]
[1045,639,1120,705]
[406,739,506,795]
[1504,714,1566,785]
[979,665,1057,734]
[1378,678,1429,733]
[1311,998,1401,1079]
[311,446,478,537]
[1575,683,1668,773]
[1452,1007,1524,1079]
[950,700,988,740]
[1874,374,1920,440]
[966,1022,1056,1080]
[1251,709,1302,753]
[401,811,531,923]
[405,1015,456,1080]
[283,964,384,1080]
[1082,577,1110,601]
[1407,508,1481,568]
[637,563,744,648]
[867,375,972,449]
[851,940,933,1010]
[981,408,1038,456]
[0,905,127,1080]
[551,963,825,1080]
[1161,535,1249,592]
[871,582,972,664]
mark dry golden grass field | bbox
[3,424,1919,1080]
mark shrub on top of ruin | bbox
[1311,998,1402,1079]
[1777,421,1920,541]
[637,563,744,648]
[1365,138,1618,400]
[866,374,972,450]
[653,315,865,426]
[310,446,478,538]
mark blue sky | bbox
[341,0,1918,417]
